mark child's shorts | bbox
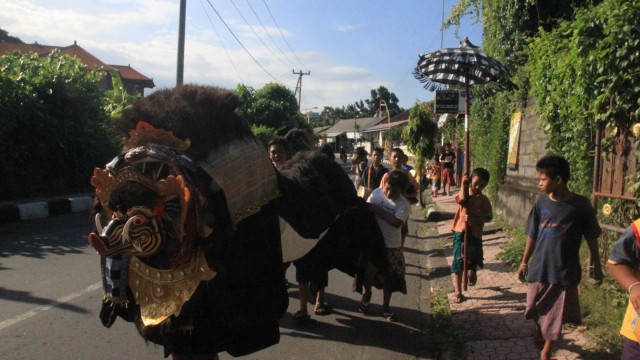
[451,231,484,273]
[622,337,640,360]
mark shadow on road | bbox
[0,212,90,260]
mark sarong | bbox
[524,282,581,341]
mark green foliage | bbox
[235,82,310,135]
[366,86,403,117]
[527,0,640,197]
[438,117,464,148]
[495,217,528,271]
[442,0,481,38]
[103,71,141,119]
[579,276,625,358]
[426,291,467,359]
[314,86,405,124]
[404,101,438,169]
[0,50,119,200]
[384,124,404,146]
[251,124,278,147]
[468,92,517,198]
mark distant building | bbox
[0,40,155,96]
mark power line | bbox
[204,0,285,85]
[261,0,308,71]
[246,0,298,69]
[228,0,291,70]
[199,0,244,83]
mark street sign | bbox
[435,90,465,114]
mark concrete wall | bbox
[495,98,548,227]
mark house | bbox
[321,116,386,153]
[0,40,155,96]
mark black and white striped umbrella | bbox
[414,38,514,292]
[413,37,514,93]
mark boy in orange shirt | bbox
[451,168,493,303]
[607,218,640,359]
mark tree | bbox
[235,82,310,136]
[251,124,279,147]
[403,101,439,173]
[0,28,22,43]
[0,50,119,200]
[367,86,403,117]
[384,125,405,146]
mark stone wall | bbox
[495,98,548,227]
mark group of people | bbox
[457,153,640,360]
[271,135,640,359]
[268,136,419,322]
[423,142,464,197]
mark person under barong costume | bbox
[87,84,387,359]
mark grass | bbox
[495,215,625,357]
[426,291,467,359]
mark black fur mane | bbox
[117,84,254,161]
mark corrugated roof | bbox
[363,119,408,132]
[324,116,385,137]
[110,64,155,87]
[313,125,331,134]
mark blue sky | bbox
[1,0,482,110]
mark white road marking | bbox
[0,282,102,331]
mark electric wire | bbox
[246,0,298,69]
[228,0,291,70]
[199,0,244,84]
[261,0,308,71]
[204,0,285,85]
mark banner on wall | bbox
[507,112,522,170]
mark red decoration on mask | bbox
[152,198,166,216]
[136,121,155,130]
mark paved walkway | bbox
[421,192,589,360]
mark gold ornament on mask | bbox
[129,249,216,326]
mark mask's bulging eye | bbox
[133,216,147,226]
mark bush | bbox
[0,50,119,201]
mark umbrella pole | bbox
[462,71,470,292]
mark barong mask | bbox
[87,122,205,261]
[88,122,217,326]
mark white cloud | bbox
[1,0,446,109]
[334,23,360,32]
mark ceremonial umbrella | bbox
[414,38,514,291]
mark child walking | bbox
[362,170,411,321]
[607,218,640,359]
[517,155,603,360]
[450,168,493,303]
[430,156,442,198]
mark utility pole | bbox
[177,0,186,86]
[293,69,310,110]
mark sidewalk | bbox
[0,193,93,223]
[419,192,589,360]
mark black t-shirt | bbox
[440,151,455,169]
[525,194,601,285]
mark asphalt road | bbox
[0,158,432,359]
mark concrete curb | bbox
[0,195,93,223]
